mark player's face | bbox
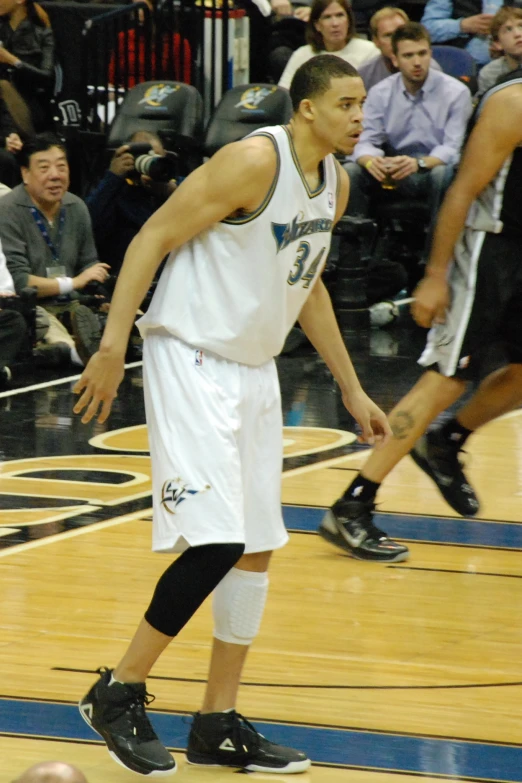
[312,76,365,155]
[392,38,431,86]
[314,2,350,51]
[497,17,522,61]
[374,15,406,60]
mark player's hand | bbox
[342,389,392,448]
[411,274,449,328]
[73,350,125,424]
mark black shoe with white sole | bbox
[410,431,480,517]
[79,667,176,777]
[186,710,310,773]
[318,499,409,562]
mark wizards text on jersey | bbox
[271,215,333,253]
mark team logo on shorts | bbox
[328,192,334,209]
[161,477,210,514]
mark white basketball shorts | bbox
[143,331,289,555]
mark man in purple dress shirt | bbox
[344,22,472,252]
[358,7,441,92]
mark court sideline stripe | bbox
[2,694,522,747]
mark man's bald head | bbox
[12,761,88,783]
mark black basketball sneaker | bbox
[79,667,176,776]
[186,710,311,773]
[318,498,409,562]
[411,430,480,517]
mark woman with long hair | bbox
[279,0,377,89]
[0,0,55,134]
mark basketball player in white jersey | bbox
[320,68,522,553]
[73,54,399,777]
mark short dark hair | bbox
[391,21,431,54]
[306,0,355,52]
[19,133,67,168]
[290,54,360,112]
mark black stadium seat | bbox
[203,84,293,158]
[108,80,203,148]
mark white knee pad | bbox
[213,567,269,645]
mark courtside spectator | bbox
[477,6,522,95]
[0,134,107,367]
[421,0,502,67]
[359,7,441,91]
[279,0,378,89]
[344,23,472,260]
[0,0,55,132]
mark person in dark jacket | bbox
[86,131,177,276]
[0,0,55,132]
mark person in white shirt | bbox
[477,6,522,96]
[279,0,378,89]
[0,236,27,388]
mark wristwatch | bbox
[417,157,428,171]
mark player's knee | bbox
[144,542,245,638]
[213,567,269,645]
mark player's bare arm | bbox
[73,137,278,424]
[298,165,391,447]
[413,86,522,328]
[298,278,391,446]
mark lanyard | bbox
[30,206,66,263]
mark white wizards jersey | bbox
[137,125,339,366]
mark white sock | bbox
[109,673,123,686]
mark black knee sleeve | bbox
[144,542,245,637]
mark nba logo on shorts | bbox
[328,192,334,209]
[195,349,203,366]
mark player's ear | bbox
[298,98,315,121]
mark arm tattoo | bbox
[391,410,415,440]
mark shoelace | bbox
[230,712,262,754]
[107,685,158,743]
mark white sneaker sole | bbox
[79,699,177,777]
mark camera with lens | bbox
[126,142,178,183]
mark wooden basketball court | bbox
[1,339,521,783]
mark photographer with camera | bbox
[86,131,178,276]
